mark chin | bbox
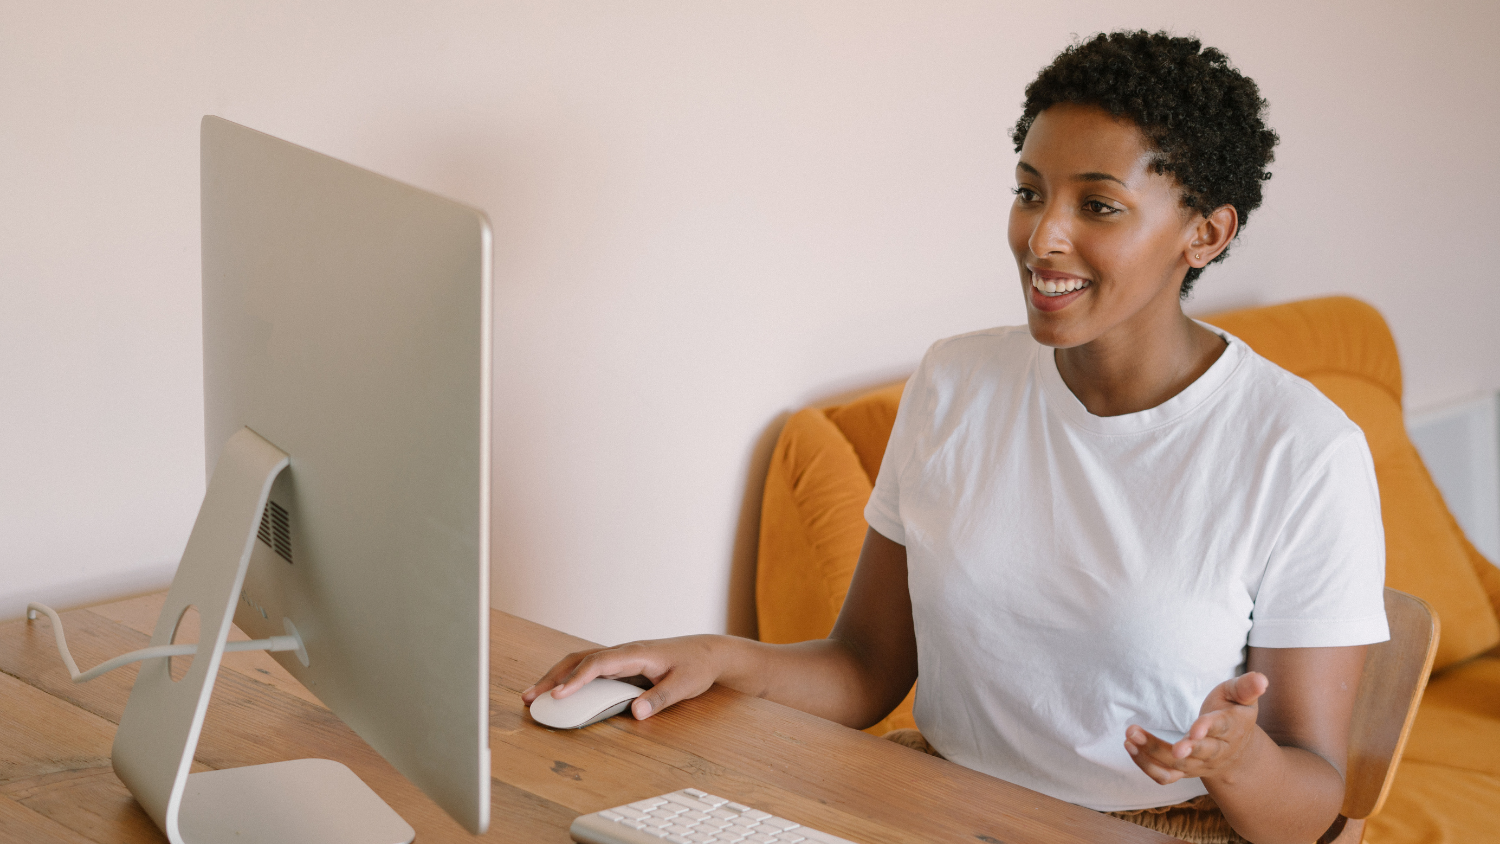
[1020,278,1094,349]
[1025,312,1081,349]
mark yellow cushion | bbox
[1361,760,1500,844]
[1467,527,1500,627]
[756,406,871,646]
[823,382,905,484]
[1203,297,1404,400]
[756,387,914,734]
[1398,653,1500,777]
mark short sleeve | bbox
[863,350,937,546]
[1248,432,1390,648]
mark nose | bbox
[1026,202,1071,258]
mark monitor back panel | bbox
[201,115,491,832]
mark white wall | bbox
[1410,393,1500,564]
[4,1,1498,646]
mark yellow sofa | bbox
[755,296,1500,842]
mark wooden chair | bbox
[1322,588,1440,843]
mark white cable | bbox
[25,602,302,684]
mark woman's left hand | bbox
[1124,671,1270,785]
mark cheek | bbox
[1086,227,1167,279]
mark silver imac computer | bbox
[106,116,492,843]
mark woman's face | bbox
[1008,103,1206,350]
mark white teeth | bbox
[1031,273,1088,297]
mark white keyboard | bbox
[570,788,858,844]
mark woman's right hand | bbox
[520,527,917,729]
[521,634,733,720]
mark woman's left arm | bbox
[1124,645,1367,844]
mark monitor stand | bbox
[110,427,415,844]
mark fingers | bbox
[521,644,653,703]
[1135,755,1185,785]
[1124,726,1187,784]
[520,636,722,721]
[1188,671,1267,742]
[1127,723,1234,778]
[555,647,645,695]
[1129,714,1259,784]
[1188,709,1224,742]
[1123,672,1272,786]
[521,648,602,704]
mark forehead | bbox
[1017,103,1160,184]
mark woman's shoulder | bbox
[920,324,1036,378]
[1219,335,1369,457]
[900,326,1041,411]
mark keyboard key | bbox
[667,794,719,813]
[742,809,771,821]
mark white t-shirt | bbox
[864,325,1389,812]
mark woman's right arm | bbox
[521,527,917,729]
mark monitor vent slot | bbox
[257,500,293,564]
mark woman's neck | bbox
[1053,312,1227,418]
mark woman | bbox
[524,32,1388,844]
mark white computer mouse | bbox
[529,677,644,729]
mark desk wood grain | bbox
[0,595,1178,844]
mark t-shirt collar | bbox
[1036,322,1247,435]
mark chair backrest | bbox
[1343,588,1440,819]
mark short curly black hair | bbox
[1012,31,1278,297]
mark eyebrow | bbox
[1016,161,1128,188]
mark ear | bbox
[1185,205,1239,269]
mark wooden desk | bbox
[0,594,1176,844]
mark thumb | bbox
[1224,671,1269,707]
[630,670,706,720]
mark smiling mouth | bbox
[1031,272,1090,297]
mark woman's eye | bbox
[1012,187,1039,202]
[1084,200,1121,215]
